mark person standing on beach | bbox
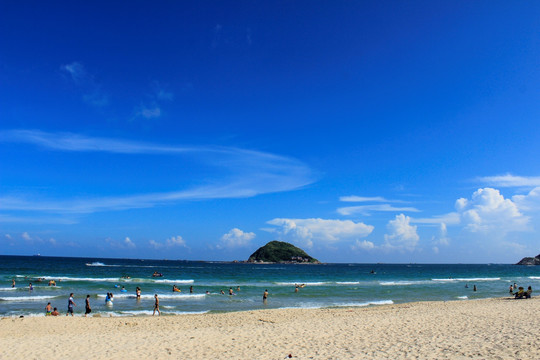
[85,295,91,317]
[153,294,160,316]
[66,293,76,316]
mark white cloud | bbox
[512,187,540,212]
[0,130,314,214]
[149,235,187,249]
[5,234,12,239]
[383,214,419,251]
[217,228,256,249]
[456,188,529,234]
[266,218,374,249]
[352,240,375,251]
[338,204,420,216]
[106,237,136,249]
[124,237,136,249]
[476,174,540,188]
[22,232,31,241]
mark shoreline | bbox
[1,296,538,359]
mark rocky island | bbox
[247,241,320,264]
[516,253,540,265]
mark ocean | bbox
[1,255,538,317]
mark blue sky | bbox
[1,1,540,263]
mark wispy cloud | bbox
[337,204,420,216]
[0,130,315,214]
[340,196,393,203]
[61,62,108,107]
[476,174,540,188]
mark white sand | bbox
[1,297,538,359]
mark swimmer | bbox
[205,291,210,295]
[190,286,193,294]
[263,289,268,302]
[136,287,141,299]
[121,286,127,292]
[229,288,234,295]
[236,286,240,292]
[11,279,15,288]
[45,302,52,316]
[153,294,160,316]
[220,289,225,295]
[51,307,59,316]
[29,282,33,291]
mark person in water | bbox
[153,294,160,316]
[263,289,268,302]
[51,307,59,316]
[29,282,33,291]
[45,302,52,316]
[136,287,141,299]
[190,286,193,294]
[85,295,91,317]
[66,293,76,316]
[12,279,15,288]
[229,288,234,295]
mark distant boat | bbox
[33,254,41,257]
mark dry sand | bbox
[1,297,538,359]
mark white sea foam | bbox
[379,280,431,286]
[96,293,205,300]
[334,300,394,307]
[336,282,360,285]
[152,279,195,284]
[0,295,58,301]
[101,310,209,317]
[0,287,17,291]
[529,276,540,280]
[432,277,500,282]
[457,296,468,299]
[86,262,106,266]
[40,276,121,282]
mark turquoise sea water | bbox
[1,256,539,317]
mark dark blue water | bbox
[1,256,538,317]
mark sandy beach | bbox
[1,297,538,359]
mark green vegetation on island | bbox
[247,241,320,264]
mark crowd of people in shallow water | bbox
[8,274,534,317]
